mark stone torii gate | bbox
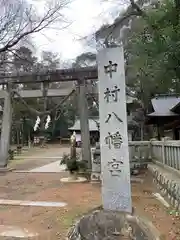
[0,67,98,169]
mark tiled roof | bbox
[69,116,138,131]
[68,119,99,131]
[148,96,180,117]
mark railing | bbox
[151,140,180,170]
[91,140,180,177]
[128,140,180,171]
[128,140,180,170]
[128,141,151,162]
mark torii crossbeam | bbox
[0,66,98,84]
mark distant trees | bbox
[94,0,180,139]
[72,52,99,118]
[72,52,96,68]
[8,45,76,143]
[96,0,180,105]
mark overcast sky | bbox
[31,0,126,61]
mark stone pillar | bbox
[70,132,76,160]
[0,88,12,167]
[78,80,91,170]
[97,47,132,213]
[161,139,165,165]
[91,143,101,182]
[41,82,49,111]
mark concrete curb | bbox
[13,156,63,160]
[0,167,14,173]
[153,160,180,177]
[148,163,180,209]
[60,177,87,183]
[14,170,66,173]
[91,176,144,184]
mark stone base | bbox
[67,209,162,240]
[131,177,144,183]
[60,177,87,183]
[91,172,101,182]
[90,173,143,184]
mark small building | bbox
[146,94,180,140]
[68,87,139,142]
[68,118,99,145]
[69,116,138,144]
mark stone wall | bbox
[90,140,180,209]
[149,163,180,210]
[91,140,180,174]
[91,141,151,181]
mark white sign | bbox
[45,115,51,130]
[97,47,132,213]
[34,116,41,131]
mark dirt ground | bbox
[0,172,179,239]
[0,172,101,239]
[0,145,179,239]
[132,173,180,240]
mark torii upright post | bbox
[78,79,91,171]
[0,85,12,168]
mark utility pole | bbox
[78,80,91,170]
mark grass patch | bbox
[61,208,85,229]
[61,205,102,230]
[0,205,9,211]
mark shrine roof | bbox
[147,111,178,117]
[147,95,180,117]
[69,116,138,132]
[171,101,180,113]
[68,119,99,132]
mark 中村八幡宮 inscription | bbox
[104,61,118,78]
[105,131,123,149]
[104,85,120,103]
[108,158,124,176]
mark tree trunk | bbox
[17,129,20,145]
[140,122,144,141]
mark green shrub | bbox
[17,145,22,154]
[60,153,87,174]
[8,149,14,160]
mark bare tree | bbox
[0,0,70,55]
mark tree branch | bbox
[104,10,140,46]
[11,91,41,116]
[0,0,69,54]
[129,0,145,16]
[101,0,159,46]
